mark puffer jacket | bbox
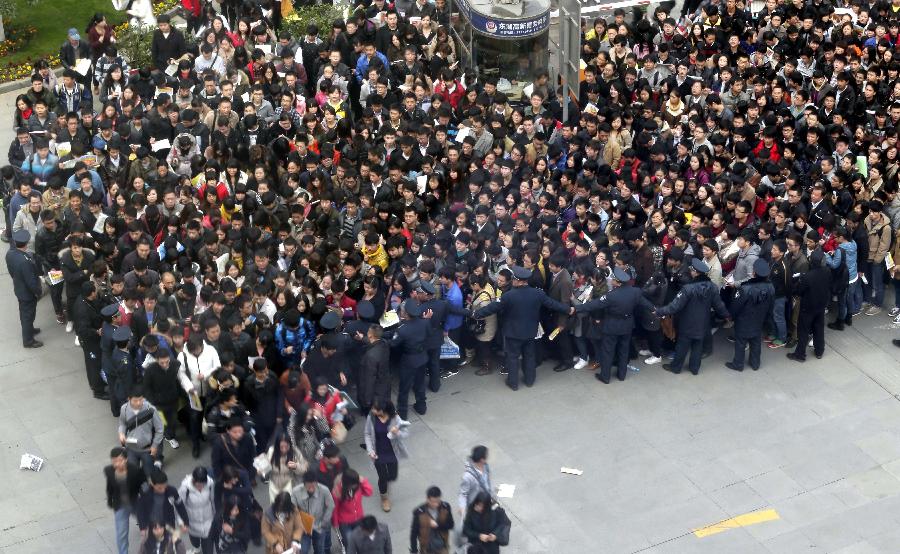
[167,133,200,177]
[178,474,216,538]
[178,342,221,397]
[274,319,316,367]
[12,205,43,249]
[731,243,761,285]
[470,285,497,342]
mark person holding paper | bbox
[261,492,312,554]
[59,28,92,85]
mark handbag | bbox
[466,290,493,335]
[659,315,676,340]
[331,421,348,444]
[439,337,460,359]
[427,529,447,552]
[493,506,511,546]
[253,452,271,477]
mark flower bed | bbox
[0,20,54,83]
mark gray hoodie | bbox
[458,461,493,512]
[117,399,164,451]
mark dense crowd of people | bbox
[5,0,900,550]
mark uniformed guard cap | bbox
[510,265,532,280]
[319,311,340,330]
[612,267,630,283]
[12,229,30,244]
[101,304,120,318]
[112,326,132,342]
[417,281,436,295]
[753,258,771,278]
[690,258,710,274]
[357,300,375,320]
[403,298,423,318]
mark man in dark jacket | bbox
[388,298,430,419]
[409,486,454,554]
[34,210,68,324]
[657,259,731,375]
[135,469,189,534]
[416,280,467,392]
[104,447,144,554]
[211,418,257,483]
[787,250,832,362]
[142,349,182,451]
[357,325,390,414]
[727,258,775,371]
[150,15,187,70]
[347,515,391,554]
[6,229,43,348]
[74,281,107,398]
[241,358,283,454]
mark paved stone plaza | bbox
[3,89,900,553]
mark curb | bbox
[0,67,63,96]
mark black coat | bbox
[474,285,569,340]
[795,265,832,314]
[143,359,182,408]
[211,432,257,480]
[358,339,390,408]
[388,317,429,367]
[135,484,190,530]
[729,278,775,338]
[73,296,103,341]
[5,248,42,301]
[657,276,730,339]
[576,284,654,336]
[104,462,144,511]
[150,29,187,69]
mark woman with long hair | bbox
[331,468,373,546]
[216,495,251,553]
[265,429,306,502]
[462,492,511,554]
[261,492,311,554]
[287,402,331,465]
[363,399,409,512]
[139,521,188,554]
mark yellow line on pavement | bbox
[693,509,780,538]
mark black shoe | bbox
[750,366,760,371]
[690,369,699,375]
[505,381,518,391]
[662,363,681,374]
[553,364,570,372]
[523,381,534,388]
[893,339,900,348]
[192,444,200,459]
[725,362,743,372]
[93,391,109,400]
[845,316,852,326]
[827,322,844,331]
[785,339,798,349]
[23,340,43,348]
[428,385,440,393]
[413,404,427,415]
[594,373,609,384]
[814,353,823,359]
[440,368,460,379]
[32,328,41,335]
[702,351,711,359]
[0,234,9,243]
[786,352,805,363]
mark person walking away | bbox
[346,515,391,554]
[726,258,775,371]
[6,229,43,348]
[787,250,832,362]
[262,492,313,554]
[266,429,307,503]
[292,470,335,554]
[178,467,216,554]
[574,267,654,383]
[104,446,144,554]
[410,486,454,554]
[118,384,164,476]
[364,399,410,512]
[462,492,511,554]
[332,468,373,546]
[138,521,188,554]
[135,469,190,539]
[387,299,429,419]
[657,259,731,375]
[142,348,182,453]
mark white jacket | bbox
[177,342,220,396]
[178,474,216,537]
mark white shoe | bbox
[65,321,73,333]
[153,460,162,469]
[573,358,588,370]
[167,438,180,449]
[808,339,813,347]
[74,336,80,346]
[644,356,662,365]
[638,349,651,356]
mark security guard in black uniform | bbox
[100,304,121,392]
[6,229,43,348]
[345,300,376,385]
[74,282,107,398]
[474,266,570,391]
[388,298,429,419]
[657,258,730,375]
[574,267,654,383]
[727,258,775,372]
[109,326,135,417]
[310,310,351,387]
[416,280,468,393]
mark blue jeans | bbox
[893,278,900,310]
[114,507,131,554]
[848,279,863,315]
[338,522,359,549]
[771,297,787,342]
[866,263,885,306]
[310,529,331,554]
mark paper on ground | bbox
[560,467,583,475]
[497,484,516,498]
[20,453,45,471]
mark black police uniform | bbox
[74,294,105,395]
[109,332,135,417]
[475,282,569,389]
[729,278,775,370]
[5,238,42,346]
[419,296,448,392]
[387,303,429,419]
[657,275,730,375]
[576,281,654,383]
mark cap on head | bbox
[752,258,771,278]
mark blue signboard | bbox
[455,0,550,38]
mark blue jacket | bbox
[275,319,316,367]
[474,285,569,340]
[442,281,464,331]
[66,169,105,196]
[825,241,858,282]
[21,153,59,182]
[657,276,730,339]
[355,51,390,81]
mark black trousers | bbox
[49,282,64,316]
[81,337,105,394]
[397,361,426,419]
[504,337,536,387]
[374,461,398,494]
[794,311,825,360]
[18,296,37,345]
[732,335,762,370]
[599,333,631,382]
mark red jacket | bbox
[332,477,373,526]
[434,81,465,109]
[181,0,202,16]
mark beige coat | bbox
[470,284,497,342]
